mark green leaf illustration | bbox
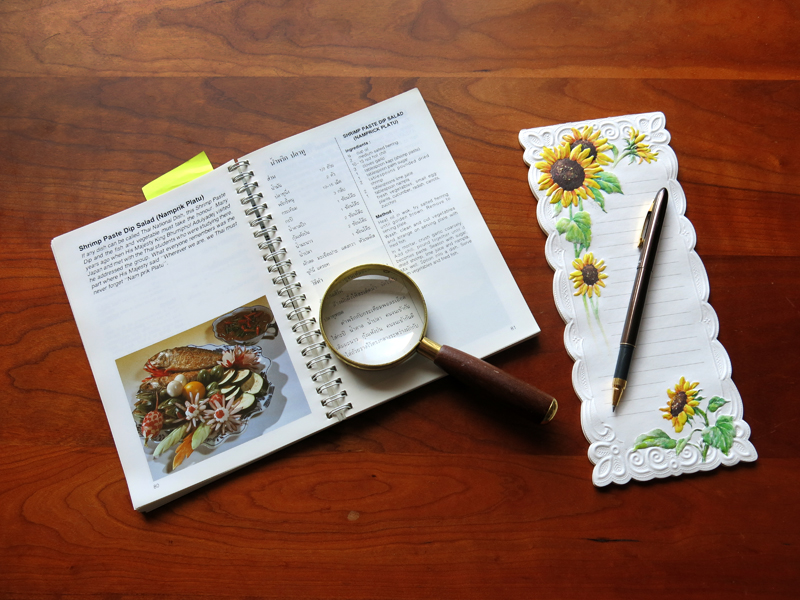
[553,202,563,216]
[702,415,735,456]
[565,223,588,247]
[595,171,623,195]
[573,211,591,228]
[556,218,570,235]
[565,212,592,249]
[634,429,677,450]
[675,437,689,456]
[708,396,729,413]
[610,144,619,162]
[591,188,606,211]
[694,405,709,427]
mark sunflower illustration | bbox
[660,377,701,433]
[536,143,603,208]
[569,253,608,297]
[623,128,658,164]
[562,126,614,166]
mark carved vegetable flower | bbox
[176,392,208,430]
[563,126,614,166]
[219,346,261,370]
[569,253,608,297]
[141,409,164,441]
[536,143,603,208]
[623,128,658,164]
[204,393,244,435]
[660,377,701,433]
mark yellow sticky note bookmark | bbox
[142,152,214,200]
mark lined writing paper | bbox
[520,113,756,485]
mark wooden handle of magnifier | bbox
[427,343,557,424]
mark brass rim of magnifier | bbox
[319,264,429,370]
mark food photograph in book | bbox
[115,297,311,480]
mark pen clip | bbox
[638,201,654,248]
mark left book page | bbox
[51,169,329,511]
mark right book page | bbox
[240,89,541,416]
[520,113,757,485]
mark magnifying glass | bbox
[319,264,557,424]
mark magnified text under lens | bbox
[320,268,427,368]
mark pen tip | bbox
[611,378,626,413]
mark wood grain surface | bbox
[1,1,798,599]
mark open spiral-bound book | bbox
[520,113,757,485]
[51,89,540,511]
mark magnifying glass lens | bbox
[320,264,557,423]
[320,268,426,368]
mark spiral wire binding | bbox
[228,161,351,419]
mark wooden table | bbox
[2,1,797,598]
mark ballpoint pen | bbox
[611,187,669,412]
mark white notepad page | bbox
[520,112,756,485]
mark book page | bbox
[520,113,756,485]
[242,90,538,400]
[51,169,332,511]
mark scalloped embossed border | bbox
[520,112,757,485]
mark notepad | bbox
[520,113,757,485]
